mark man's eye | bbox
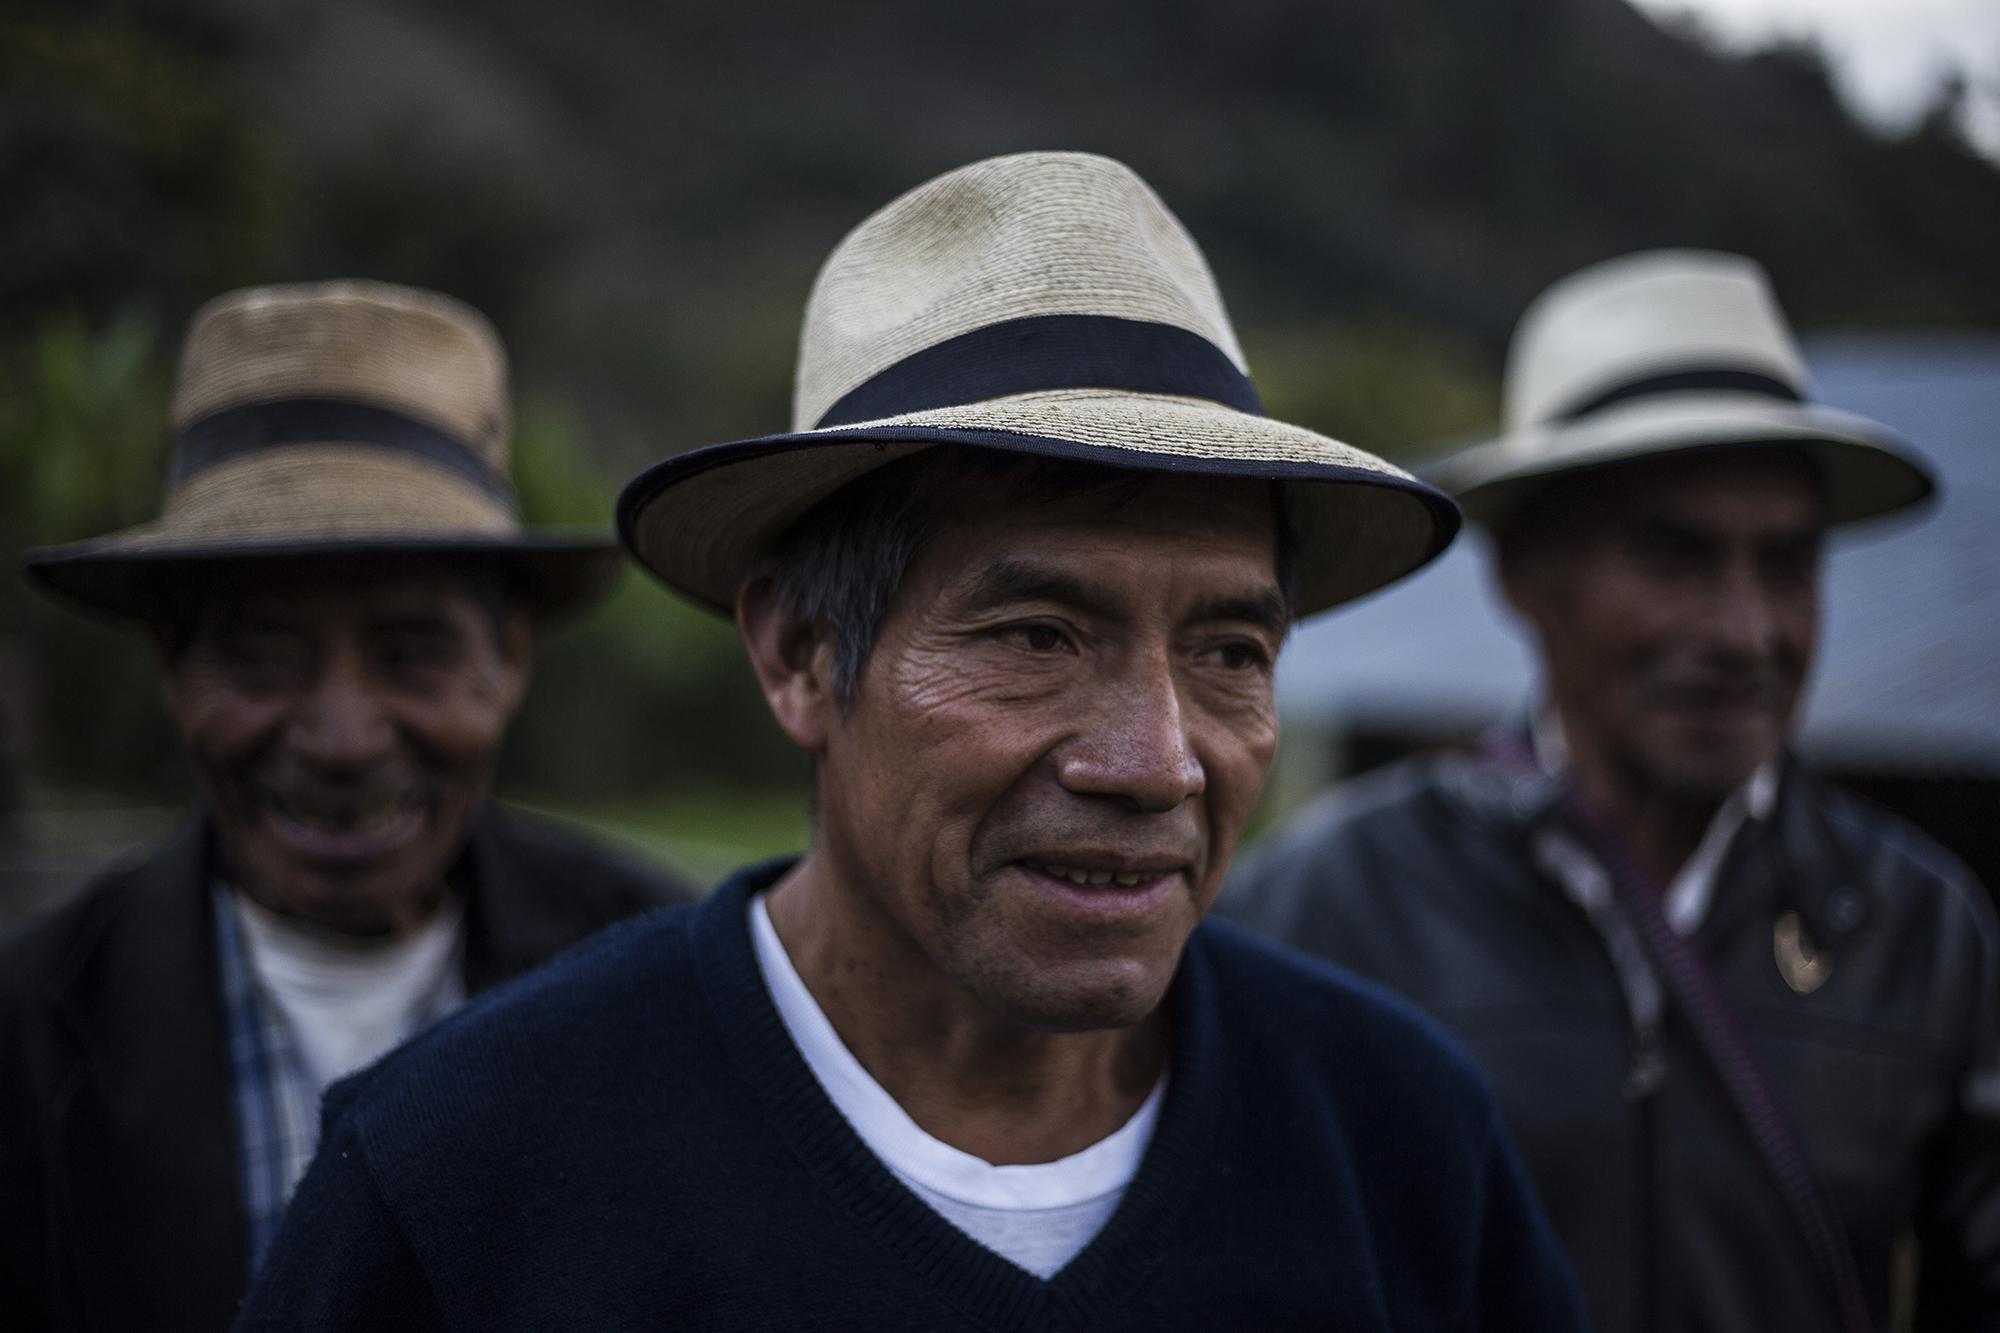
[1210,640,1270,672]
[1000,623,1073,654]
[1763,544,1820,587]
[218,635,302,672]
[378,636,455,673]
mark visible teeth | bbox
[1027,861,1157,889]
[273,796,413,834]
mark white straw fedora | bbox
[1431,249,1935,527]
[617,151,1458,617]
[25,280,623,619]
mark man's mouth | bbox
[1019,859,1163,889]
[257,789,428,862]
[1662,679,1781,720]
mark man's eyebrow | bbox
[1187,588,1291,638]
[1634,514,1715,543]
[365,609,465,640]
[957,558,1288,635]
[960,559,1125,621]
[210,604,301,633]
[1635,514,1824,548]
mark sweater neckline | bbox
[693,861,1224,1331]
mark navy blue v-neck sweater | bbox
[237,864,1587,1330]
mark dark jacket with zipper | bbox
[0,804,692,1333]
[1222,749,2000,1333]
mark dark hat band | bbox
[813,314,1264,429]
[171,397,517,509]
[1554,367,1803,424]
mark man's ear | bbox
[736,574,835,755]
[492,606,534,719]
[149,619,194,726]
[1494,528,1556,629]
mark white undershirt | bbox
[748,892,1165,1278]
[228,889,467,1098]
[1532,709,1778,932]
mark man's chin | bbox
[233,845,453,936]
[973,960,1176,1034]
[1641,746,1775,805]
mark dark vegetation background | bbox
[4,0,1997,886]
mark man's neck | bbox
[764,854,1168,1166]
[234,878,452,941]
[1571,760,1717,888]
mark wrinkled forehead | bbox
[901,462,1287,626]
[930,455,1275,534]
[1522,446,1829,545]
[166,555,510,630]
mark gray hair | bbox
[759,449,1298,707]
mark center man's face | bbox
[814,472,1287,1033]
[161,557,530,934]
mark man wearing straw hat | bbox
[1227,250,2000,1332]
[237,153,1589,1329]
[0,281,689,1332]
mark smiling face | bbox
[1501,449,1825,804]
[755,466,1286,1033]
[159,557,530,935]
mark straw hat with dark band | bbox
[24,280,623,619]
[1430,249,1936,528]
[617,151,1460,617]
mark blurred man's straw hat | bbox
[25,281,622,618]
[1431,248,1934,527]
[618,150,1459,616]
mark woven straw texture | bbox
[796,152,1245,431]
[624,152,1457,618]
[1437,249,1932,527]
[26,280,620,618]
[176,280,511,466]
[149,447,515,544]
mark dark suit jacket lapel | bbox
[45,819,246,1330]
[460,804,589,994]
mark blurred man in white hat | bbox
[1227,249,2000,1333]
[237,152,1589,1330]
[0,281,690,1332]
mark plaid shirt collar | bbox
[212,884,466,1274]
[212,885,320,1276]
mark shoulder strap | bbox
[1561,794,1873,1333]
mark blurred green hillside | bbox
[3,0,1997,878]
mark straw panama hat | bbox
[617,151,1460,617]
[1431,248,1935,528]
[24,280,622,619]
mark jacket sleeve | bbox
[234,1108,442,1330]
[1913,871,2000,1332]
[0,964,49,1333]
[1470,1124,1592,1333]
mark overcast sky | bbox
[1625,0,2000,157]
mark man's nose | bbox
[289,653,393,769]
[1055,657,1205,813]
[1706,559,1781,661]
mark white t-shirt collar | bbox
[1530,706,1777,931]
[747,890,1164,1210]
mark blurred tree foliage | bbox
[494,403,804,801]
[0,321,798,810]
[0,315,185,806]
[3,0,1996,815]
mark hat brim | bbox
[1433,395,1935,528]
[618,390,1459,618]
[23,531,625,622]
